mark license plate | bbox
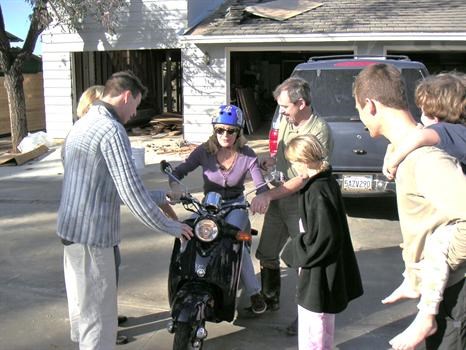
[343,175,373,192]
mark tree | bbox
[0,0,125,152]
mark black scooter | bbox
[161,160,275,350]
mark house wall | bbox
[41,0,189,138]
[182,44,228,143]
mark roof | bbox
[186,0,466,38]
[6,31,23,43]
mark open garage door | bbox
[72,49,182,127]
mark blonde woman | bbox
[76,85,104,118]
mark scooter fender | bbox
[171,284,216,323]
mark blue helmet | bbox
[212,104,244,128]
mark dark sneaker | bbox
[250,293,267,315]
[266,299,280,311]
[286,316,298,336]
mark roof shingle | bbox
[187,0,466,36]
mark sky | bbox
[1,0,42,55]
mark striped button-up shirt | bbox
[57,102,183,247]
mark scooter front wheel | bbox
[173,322,203,350]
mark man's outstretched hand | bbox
[250,192,271,215]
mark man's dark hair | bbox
[273,77,312,106]
[353,63,408,110]
[103,70,148,99]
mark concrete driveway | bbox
[0,136,424,350]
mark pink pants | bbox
[298,305,335,350]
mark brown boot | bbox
[260,267,281,311]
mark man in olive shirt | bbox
[251,77,333,332]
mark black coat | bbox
[281,168,363,313]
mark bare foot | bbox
[389,312,437,350]
[382,279,420,304]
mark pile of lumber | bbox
[148,116,183,137]
[128,113,183,137]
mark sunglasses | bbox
[215,128,239,136]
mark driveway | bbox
[0,136,423,350]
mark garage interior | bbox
[72,49,182,129]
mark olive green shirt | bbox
[276,114,333,180]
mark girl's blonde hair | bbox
[285,134,329,172]
[77,85,104,118]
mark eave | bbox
[182,32,466,44]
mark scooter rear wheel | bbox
[173,322,203,350]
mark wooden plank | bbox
[236,87,261,134]
[245,0,322,21]
[0,144,48,166]
[236,88,252,134]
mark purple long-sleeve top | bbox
[172,144,268,199]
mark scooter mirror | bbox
[160,160,188,193]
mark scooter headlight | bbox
[194,219,219,242]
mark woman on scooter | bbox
[169,104,268,315]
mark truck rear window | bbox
[293,68,425,121]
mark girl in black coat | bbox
[281,134,363,350]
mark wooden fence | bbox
[0,72,46,135]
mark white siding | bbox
[42,0,188,52]
[41,51,74,138]
[182,43,228,144]
[42,0,189,138]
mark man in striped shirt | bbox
[57,71,192,350]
